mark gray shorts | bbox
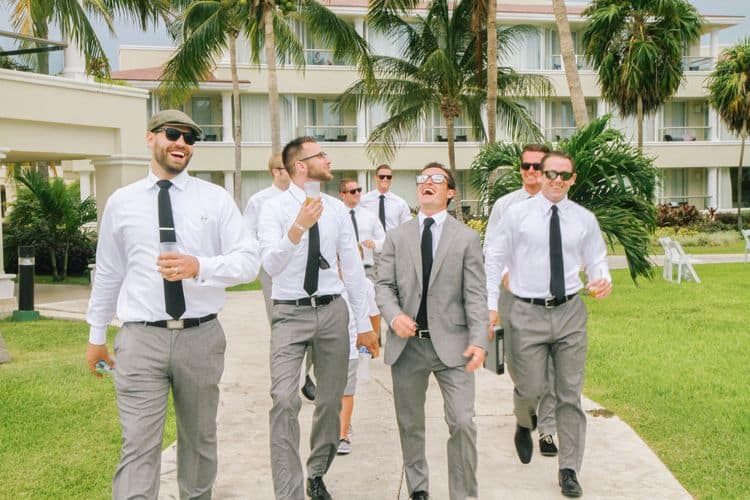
[344,358,358,396]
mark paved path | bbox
[21,259,725,499]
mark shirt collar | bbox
[418,209,447,227]
[539,195,571,213]
[147,169,190,191]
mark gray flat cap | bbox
[147,109,203,136]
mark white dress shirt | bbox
[417,209,448,256]
[485,195,611,309]
[360,189,411,231]
[86,170,261,344]
[344,280,379,360]
[350,206,386,266]
[243,184,285,238]
[257,183,371,333]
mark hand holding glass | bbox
[303,181,320,205]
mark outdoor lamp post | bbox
[12,245,39,321]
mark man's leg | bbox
[537,357,558,450]
[112,323,171,500]
[170,320,226,500]
[433,359,478,500]
[306,298,350,479]
[391,340,431,495]
[259,267,274,321]
[550,298,589,473]
[269,304,313,499]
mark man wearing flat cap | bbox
[86,109,261,499]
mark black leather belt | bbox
[138,313,217,329]
[273,294,340,308]
[415,329,431,339]
[514,294,578,308]
[364,265,373,269]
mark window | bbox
[297,96,356,142]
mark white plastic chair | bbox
[668,240,701,284]
[657,237,674,281]
[742,229,750,263]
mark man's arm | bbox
[398,198,412,224]
[462,231,490,371]
[581,211,612,299]
[371,215,386,252]
[337,206,376,338]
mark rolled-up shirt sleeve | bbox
[485,212,513,310]
[258,196,299,276]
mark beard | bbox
[307,163,333,182]
[154,144,192,175]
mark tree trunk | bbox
[486,0,498,143]
[49,249,60,281]
[446,116,464,222]
[229,34,243,207]
[552,0,588,128]
[636,95,644,150]
[264,5,282,154]
[738,118,746,231]
[62,243,70,281]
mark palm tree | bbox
[7,0,169,75]
[10,168,97,281]
[582,0,702,148]
[707,38,750,231]
[552,0,588,128]
[341,0,550,221]
[486,0,498,144]
[470,115,659,281]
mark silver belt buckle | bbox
[417,329,430,339]
[166,319,184,329]
[544,297,555,309]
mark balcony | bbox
[544,126,577,142]
[660,126,711,142]
[199,125,223,142]
[431,126,475,142]
[549,54,592,71]
[682,56,715,72]
[304,49,346,66]
[299,125,356,142]
[0,29,65,76]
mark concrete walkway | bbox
[19,274,700,499]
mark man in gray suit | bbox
[376,162,488,500]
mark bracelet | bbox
[293,222,306,232]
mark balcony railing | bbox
[0,29,65,76]
[300,125,357,142]
[550,54,592,71]
[544,126,577,142]
[431,126,475,142]
[682,56,715,72]
[660,126,711,142]
[198,125,223,142]
[303,49,346,66]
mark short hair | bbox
[267,153,283,173]
[281,136,317,175]
[522,143,550,155]
[541,151,576,172]
[421,162,456,190]
[339,178,358,192]
[375,164,392,175]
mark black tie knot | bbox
[350,209,355,215]
[424,217,434,229]
[157,180,173,190]
[551,205,558,215]
[379,194,385,200]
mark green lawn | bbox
[0,320,176,499]
[227,279,262,292]
[609,240,746,256]
[585,263,750,499]
[22,274,92,286]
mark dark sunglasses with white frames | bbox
[416,174,447,184]
[543,170,575,181]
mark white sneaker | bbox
[337,438,352,455]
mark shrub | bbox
[656,203,702,227]
[464,218,487,244]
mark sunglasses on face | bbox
[378,174,393,180]
[416,174,447,184]
[298,151,328,162]
[543,170,574,181]
[520,162,542,171]
[156,127,198,145]
[342,187,362,195]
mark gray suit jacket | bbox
[376,215,489,367]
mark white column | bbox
[707,167,718,208]
[0,150,10,280]
[357,105,367,143]
[224,171,234,194]
[710,30,720,66]
[654,109,663,142]
[709,105,719,141]
[718,167,733,209]
[357,170,367,190]
[79,171,91,199]
[62,1,88,81]
[539,101,548,141]
[222,92,233,143]
[596,99,606,120]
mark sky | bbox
[1,1,750,70]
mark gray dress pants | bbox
[112,319,225,500]
[391,337,478,500]
[268,298,349,500]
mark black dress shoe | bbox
[307,476,332,500]
[514,425,533,464]
[301,375,316,401]
[410,491,429,500]
[559,468,583,498]
[539,433,558,457]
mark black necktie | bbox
[304,223,320,296]
[549,205,565,299]
[157,180,185,319]
[378,194,386,230]
[415,217,434,329]
[349,209,360,241]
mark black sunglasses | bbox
[521,162,542,171]
[156,127,198,145]
[543,170,574,181]
[342,187,362,195]
[378,174,393,180]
